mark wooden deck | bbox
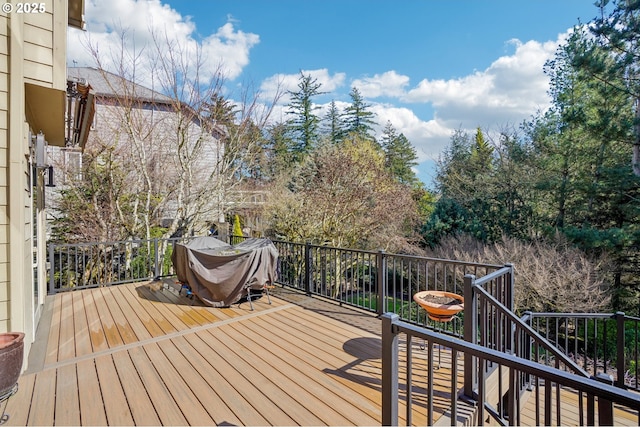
[3,281,461,426]
[6,280,634,426]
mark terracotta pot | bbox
[413,290,464,322]
[0,332,24,398]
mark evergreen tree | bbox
[232,214,243,237]
[342,87,377,142]
[322,100,344,144]
[469,127,494,176]
[586,0,640,176]
[204,93,237,127]
[265,122,296,177]
[286,71,325,161]
[537,25,640,311]
[380,121,419,185]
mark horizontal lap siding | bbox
[23,8,54,85]
[0,14,7,332]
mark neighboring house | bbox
[50,67,227,237]
[1,0,87,364]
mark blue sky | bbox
[69,0,602,187]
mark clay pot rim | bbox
[413,290,464,310]
[0,332,25,350]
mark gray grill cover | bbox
[172,237,278,307]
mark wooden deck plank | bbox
[154,338,244,426]
[127,346,189,426]
[43,294,61,365]
[109,351,159,426]
[207,325,334,425]
[237,315,383,420]
[137,282,218,326]
[177,334,271,426]
[520,384,639,426]
[91,286,125,349]
[72,290,93,358]
[57,292,76,361]
[142,342,217,426]
[26,368,56,426]
[188,331,299,425]
[125,284,181,335]
[99,287,140,345]
[108,285,154,341]
[9,283,471,426]
[76,358,108,426]
[117,283,168,337]
[218,320,368,426]
[94,353,136,426]
[4,373,35,426]
[55,364,80,425]
[133,285,192,332]
[247,306,434,425]
[82,289,109,353]
[260,308,382,379]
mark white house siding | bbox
[0,14,8,332]
[77,97,223,234]
[1,0,69,369]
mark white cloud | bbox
[68,0,259,83]
[352,71,410,98]
[371,104,452,162]
[402,38,557,130]
[260,69,346,104]
[342,36,567,168]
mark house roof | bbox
[67,67,228,139]
[67,67,174,105]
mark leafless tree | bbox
[55,28,281,243]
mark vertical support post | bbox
[463,274,477,398]
[615,312,626,389]
[153,238,160,279]
[522,311,533,386]
[381,313,399,426]
[595,373,614,426]
[508,367,517,426]
[304,241,312,295]
[48,242,55,294]
[376,250,387,316]
[586,391,595,426]
[505,264,515,353]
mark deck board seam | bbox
[35,302,297,373]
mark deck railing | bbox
[49,236,501,336]
[47,236,192,294]
[382,313,640,426]
[523,311,640,391]
[272,239,501,334]
[47,236,501,332]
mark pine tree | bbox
[286,71,325,161]
[469,127,494,177]
[342,87,377,142]
[380,121,419,185]
[322,100,344,144]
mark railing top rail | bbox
[473,282,590,378]
[49,236,189,249]
[271,239,503,269]
[385,313,640,408]
[466,266,511,287]
[526,312,615,320]
[383,252,503,268]
[526,311,640,322]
